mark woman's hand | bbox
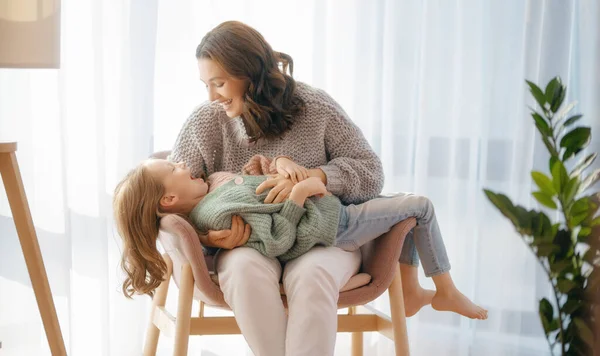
[201,215,251,249]
[256,175,295,203]
[275,157,309,184]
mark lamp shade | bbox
[0,0,61,68]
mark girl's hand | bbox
[256,175,295,203]
[295,176,329,198]
[275,157,309,184]
[202,215,251,249]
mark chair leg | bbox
[351,330,364,356]
[173,263,194,356]
[388,262,410,356]
[143,254,172,356]
[349,306,363,356]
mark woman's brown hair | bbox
[113,164,167,298]
[196,21,305,142]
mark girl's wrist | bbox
[289,185,308,206]
[307,168,327,185]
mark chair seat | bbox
[158,214,416,310]
[209,272,372,295]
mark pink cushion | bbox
[208,272,371,294]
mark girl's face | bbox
[144,159,208,210]
[198,58,249,118]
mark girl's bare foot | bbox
[403,287,435,317]
[431,289,488,320]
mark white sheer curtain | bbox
[0,0,158,355]
[1,0,598,355]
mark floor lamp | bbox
[0,1,67,355]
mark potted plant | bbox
[484,77,599,355]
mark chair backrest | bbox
[158,214,228,307]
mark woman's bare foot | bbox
[403,287,435,317]
[431,289,488,319]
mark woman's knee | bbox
[283,247,360,299]
[291,261,337,286]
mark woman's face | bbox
[198,58,248,118]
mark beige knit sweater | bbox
[170,82,383,205]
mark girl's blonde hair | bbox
[113,164,167,298]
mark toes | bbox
[477,309,488,320]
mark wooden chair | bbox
[143,213,416,356]
[143,150,414,355]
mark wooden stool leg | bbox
[143,254,173,356]
[0,152,67,356]
[349,306,364,356]
[173,263,194,356]
[389,263,410,355]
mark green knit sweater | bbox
[189,176,342,262]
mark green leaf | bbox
[537,243,559,257]
[526,80,548,110]
[573,318,595,349]
[532,112,552,137]
[483,190,520,227]
[530,212,552,238]
[551,160,569,193]
[531,171,556,196]
[531,213,553,241]
[571,197,590,214]
[569,197,590,227]
[544,77,561,103]
[578,227,592,237]
[538,298,554,334]
[549,156,559,173]
[572,212,589,227]
[591,216,600,226]
[561,299,581,314]
[553,229,573,259]
[544,77,565,113]
[515,205,533,232]
[533,191,557,209]
[551,85,566,113]
[562,176,580,207]
[557,278,578,293]
[578,168,600,194]
[541,135,560,158]
[550,259,573,274]
[547,318,560,332]
[570,153,597,178]
[560,127,591,160]
[551,223,560,236]
[539,213,553,238]
[564,114,583,127]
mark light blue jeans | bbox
[335,193,451,277]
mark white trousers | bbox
[216,246,361,356]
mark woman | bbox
[170,21,442,356]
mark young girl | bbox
[113,155,488,320]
